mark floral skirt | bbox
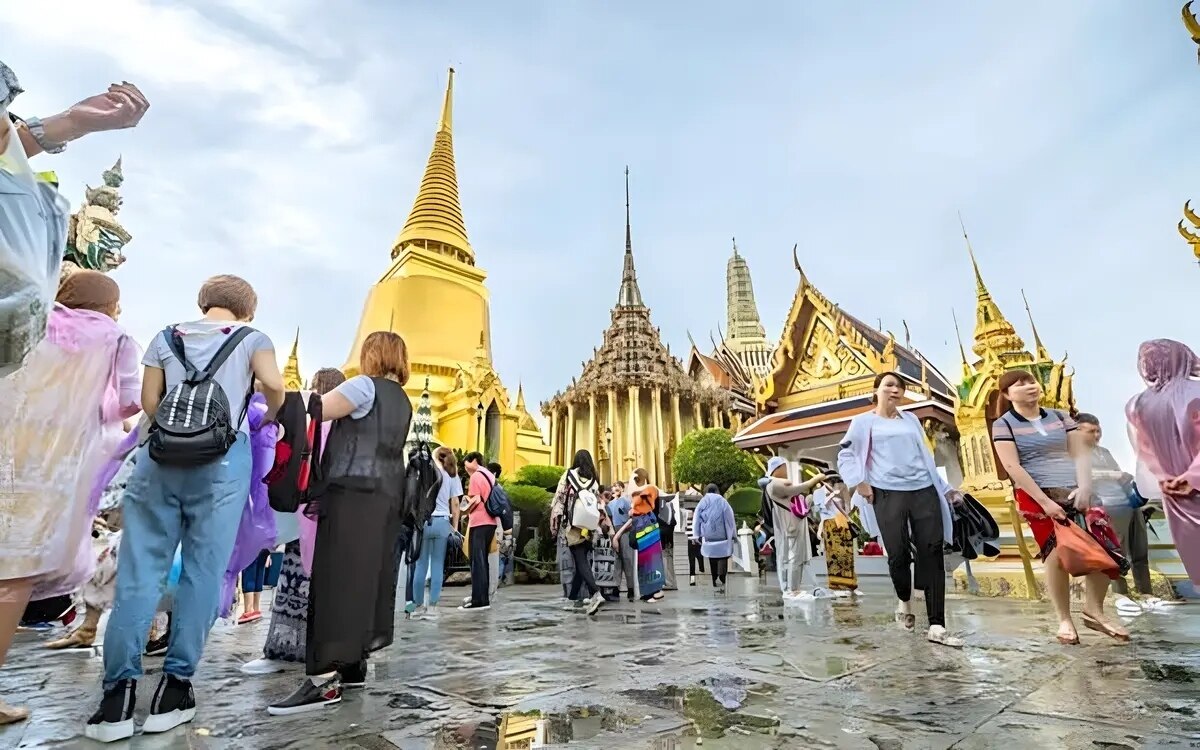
[263,541,307,662]
[821,518,857,590]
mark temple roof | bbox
[393,68,474,264]
[735,390,956,450]
[756,247,954,409]
[961,223,1024,360]
[542,171,725,410]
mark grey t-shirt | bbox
[331,374,376,420]
[142,320,274,433]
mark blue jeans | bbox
[103,434,251,686]
[409,516,451,608]
[241,549,271,594]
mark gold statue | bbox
[1179,201,1200,263]
[1184,2,1200,62]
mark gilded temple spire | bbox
[283,328,303,391]
[726,236,767,343]
[617,167,645,308]
[1021,289,1053,362]
[393,67,473,263]
[958,216,1025,359]
[951,309,974,380]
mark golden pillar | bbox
[710,404,721,429]
[588,394,597,463]
[671,392,683,445]
[549,408,558,465]
[692,399,703,430]
[606,389,618,483]
[566,402,576,461]
[633,386,643,468]
[652,387,667,487]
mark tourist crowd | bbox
[2,60,1199,743]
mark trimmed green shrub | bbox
[727,486,762,516]
[673,428,759,492]
[504,483,553,514]
[513,463,564,491]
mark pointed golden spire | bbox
[282,328,303,391]
[951,309,974,381]
[516,381,527,410]
[1021,289,1053,362]
[958,214,1024,359]
[393,68,473,263]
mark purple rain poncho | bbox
[218,393,279,616]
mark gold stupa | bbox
[344,68,549,470]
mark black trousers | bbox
[708,556,729,586]
[568,540,599,600]
[469,525,496,606]
[688,540,705,575]
[873,485,946,627]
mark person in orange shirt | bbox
[458,452,498,611]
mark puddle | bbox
[622,679,781,739]
[435,705,640,749]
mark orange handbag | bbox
[1053,519,1119,578]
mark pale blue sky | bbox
[5,1,1197,464]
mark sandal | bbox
[0,700,30,726]
[1081,612,1130,643]
[1055,630,1080,645]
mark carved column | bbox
[550,407,559,465]
[588,394,597,466]
[629,385,643,472]
[607,389,619,483]
[671,392,683,446]
[653,387,667,486]
[566,402,576,462]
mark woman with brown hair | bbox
[242,367,345,676]
[268,332,413,716]
[0,270,140,725]
[991,369,1126,645]
[405,446,463,620]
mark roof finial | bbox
[1021,289,1053,362]
[902,319,911,350]
[732,236,738,257]
[951,308,974,378]
[624,165,632,255]
[439,67,454,133]
[791,243,805,278]
[958,211,987,298]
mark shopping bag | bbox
[1053,519,1119,578]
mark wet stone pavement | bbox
[2,577,1198,749]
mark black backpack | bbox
[484,474,513,530]
[148,325,255,467]
[402,442,442,528]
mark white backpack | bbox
[571,488,602,531]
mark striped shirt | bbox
[992,408,1078,489]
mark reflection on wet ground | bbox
[2,577,1198,748]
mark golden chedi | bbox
[343,69,548,470]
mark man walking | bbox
[1076,413,1154,598]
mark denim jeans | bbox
[410,516,451,607]
[103,433,252,686]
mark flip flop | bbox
[1081,613,1130,643]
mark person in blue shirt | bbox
[606,487,636,601]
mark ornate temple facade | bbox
[541,172,730,485]
[342,69,549,470]
[686,239,773,425]
[732,246,960,482]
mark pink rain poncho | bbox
[0,303,139,594]
[1126,339,1200,586]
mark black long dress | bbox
[306,377,411,675]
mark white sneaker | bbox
[1114,596,1144,616]
[241,658,286,675]
[812,587,835,599]
[927,625,964,649]
[586,593,604,615]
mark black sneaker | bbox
[84,679,136,743]
[338,662,367,689]
[267,677,343,716]
[143,674,196,734]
